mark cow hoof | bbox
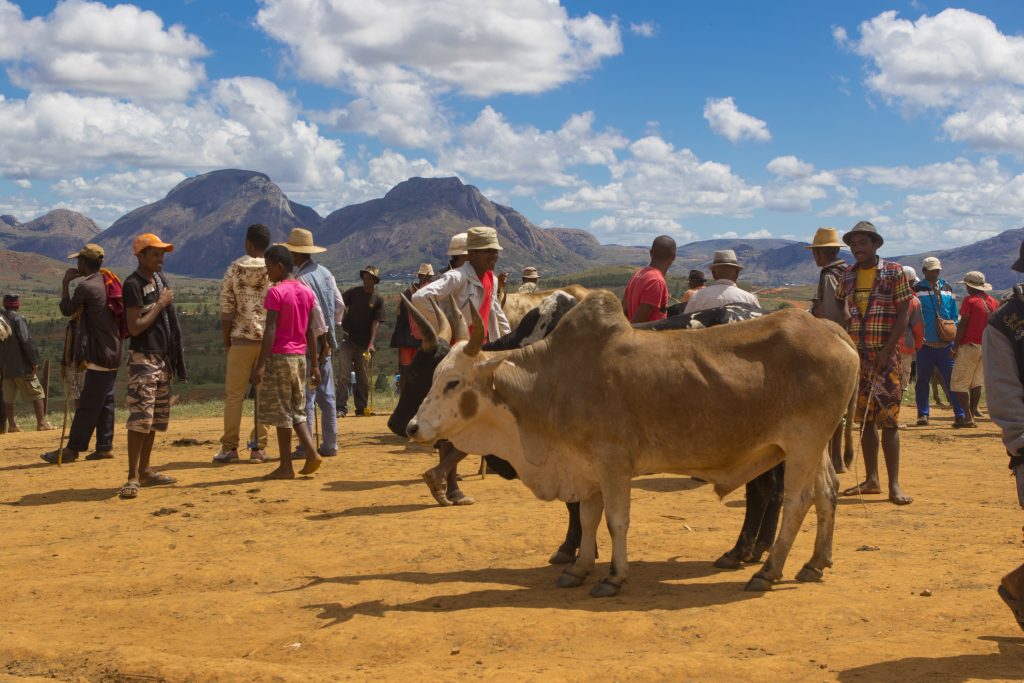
[713,552,743,570]
[744,574,774,592]
[548,549,576,565]
[589,578,622,598]
[556,571,586,588]
[796,564,825,583]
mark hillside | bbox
[0,209,101,261]
[895,227,1024,290]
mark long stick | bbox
[41,359,50,415]
[56,323,73,466]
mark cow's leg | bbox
[557,492,602,588]
[797,453,839,582]
[591,480,631,597]
[750,462,786,562]
[745,447,818,592]
[713,470,775,569]
[549,501,581,564]
[843,393,856,469]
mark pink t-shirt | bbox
[264,279,315,355]
[624,266,668,322]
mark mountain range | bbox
[3,168,1023,289]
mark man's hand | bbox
[250,364,265,387]
[158,288,174,309]
[62,267,80,284]
[367,341,376,354]
[310,365,321,388]
[498,271,509,288]
[872,352,889,377]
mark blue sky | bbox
[2,1,1024,254]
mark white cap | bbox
[902,265,918,284]
[447,232,468,256]
[922,256,942,271]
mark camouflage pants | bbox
[126,352,171,433]
[259,354,307,429]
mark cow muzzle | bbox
[406,419,423,440]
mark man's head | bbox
[806,227,843,268]
[264,245,293,283]
[649,235,677,271]
[133,233,173,273]
[466,227,502,274]
[958,271,992,296]
[360,265,381,289]
[281,226,326,268]
[921,256,941,285]
[67,243,104,275]
[522,266,539,283]
[417,263,434,287]
[842,221,883,267]
[902,265,919,288]
[709,250,743,282]
[687,269,706,289]
[3,293,19,311]
[245,223,271,258]
[447,232,469,269]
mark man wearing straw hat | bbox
[412,226,511,505]
[391,263,434,395]
[518,267,540,293]
[837,221,913,505]
[339,265,385,418]
[683,249,760,314]
[951,270,998,427]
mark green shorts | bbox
[259,354,307,429]
[2,374,45,402]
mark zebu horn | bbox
[466,300,485,357]
[450,295,470,343]
[429,299,452,344]
[403,294,438,352]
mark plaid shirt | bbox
[839,258,912,351]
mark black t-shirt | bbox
[123,271,169,354]
[341,286,386,348]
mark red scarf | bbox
[473,270,493,340]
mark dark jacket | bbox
[60,272,122,369]
[1,309,39,378]
[390,286,421,349]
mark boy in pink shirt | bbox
[251,245,323,479]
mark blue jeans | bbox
[915,344,965,419]
[302,354,337,454]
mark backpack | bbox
[100,269,129,339]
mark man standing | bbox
[684,249,760,314]
[119,233,186,499]
[391,263,433,395]
[214,224,271,464]
[680,269,707,304]
[1,294,54,432]
[622,235,676,323]
[805,227,849,472]
[413,226,512,506]
[899,266,925,403]
[339,265,385,417]
[281,228,343,453]
[839,221,913,505]
[914,256,966,427]
[518,267,540,293]
[41,244,122,463]
[983,241,1024,632]
[952,271,999,427]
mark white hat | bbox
[902,265,919,285]
[958,271,992,291]
[711,249,743,270]
[921,256,942,271]
[447,233,468,256]
[417,263,434,277]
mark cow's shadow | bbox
[633,476,707,493]
[287,559,772,626]
[838,636,1024,681]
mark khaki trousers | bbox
[221,343,268,450]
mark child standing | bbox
[251,245,323,480]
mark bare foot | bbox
[7,425,21,433]
[842,481,882,496]
[298,454,322,476]
[889,486,913,505]
[262,467,296,480]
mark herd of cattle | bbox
[388,287,860,597]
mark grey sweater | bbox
[983,325,1024,455]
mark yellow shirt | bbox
[855,266,877,316]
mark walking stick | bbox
[246,382,259,454]
[41,359,50,415]
[364,350,375,416]
[56,323,73,466]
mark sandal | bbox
[36,422,56,432]
[118,482,139,499]
[140,473,177,487]
[448,490,476,506]
[40,449,78,464]
[84,451,114,461]
[422,469,452,506]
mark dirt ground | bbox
[1,407,1023,682]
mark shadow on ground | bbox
[838,636,1024,681]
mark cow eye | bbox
[444,380,460,392]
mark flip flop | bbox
[84,451,114,461]
[998,585,1024,632]
[118,482,139,499]
[140,473,177,487]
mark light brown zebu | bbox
[502,284,589,329]
[407,290,859,596]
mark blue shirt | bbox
[916,279,958,344]
[296,259,339,351]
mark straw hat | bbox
[804,227,843,249]
[958,271,992,291]
[359,265,381,283]
[921,256,942,272]
[842,221,884,247]
[521,266,539,279]
[417,263,434,277]
[447,233,469,256]
[280,227,326,254]
[711,249,743,270]
[466,226,502,251]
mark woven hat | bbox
[280,227,326,254]
[466,226,502,251]
[958,271,992,291]
[921,256,942,272]
[67,243,105,261]
[711,249,743,270]
[804,227,843,249]
[842,221,884,247]
[521,266,539,279]
[447,233,469,257]
[359,265,381,283]
[417,263,434,277]
[133,233,173,256]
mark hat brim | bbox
[958,280,993,291]
[711,262,743,271]
[842,231,884,247]
[135,243,173,255]
[804,241,844,249]
[467,245,504,251]
[447,250,469,257]
[280,243,326,254]
[359,270,381,282]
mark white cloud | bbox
[629,22,657,38]
[767,155,814,178]
[0,0,207,101]
[51,169,187,224]
[13,179,30,189]
[703,97,771,143]
[712,229,773,239]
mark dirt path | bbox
[1,410,1022,681]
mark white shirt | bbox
[683,278,760,314]
[411,262,511,342]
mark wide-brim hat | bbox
[842,220,884,247]
[280,227,326,254]
[710,249,743,270]
[466,226,503,251]
[447,233,469,257]
[359,265,381,283]
[958,271,993,291]
[521,266,539,279]
[805,227,844,249]
[417,263,434,277]
[68,243,105,261]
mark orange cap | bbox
[133,233,174,256]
